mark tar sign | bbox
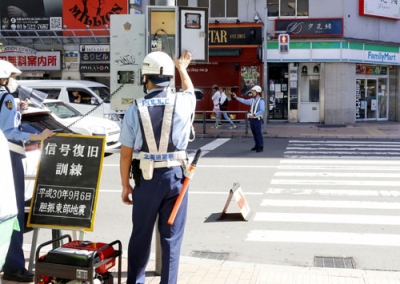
[278,34,290,54]
[27,134,106,232]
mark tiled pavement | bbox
[2,121,400,284]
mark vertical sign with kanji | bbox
[27,134,105,232]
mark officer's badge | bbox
[5,99,12,110]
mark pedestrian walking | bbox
[215,87,236,129]
[232,85,265,152]
[211,84,221,128]
[119,50,196,284]
[0,60,53,282]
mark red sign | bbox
[63,0,128,36]
[0,46,60,70]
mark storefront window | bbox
[267,0,309,17]
[198,0,238,18]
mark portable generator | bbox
[35,235,122,284]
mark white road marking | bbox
[271,179,400,186]
[287,146,400,151]
[99,189,262,195]
[274,172,400,178]
[283,155,400,159]
[265,188,400,197]
[260,199,400,209]
[253,212,400,225]
[245,230,400,246]
[280,159,400,165]
[277,165,400,171]
[284,150,400,155]
[289,140,400,145]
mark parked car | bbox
[41,99,121,155]
[18,80,124,126]
[18,103,75,204]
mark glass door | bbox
[357,79,377,120]
[378,78,388,120]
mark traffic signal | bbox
[278,34,290,54]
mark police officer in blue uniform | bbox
[119,50,195,284]
[0,60,53,282]
[232,85,266,152]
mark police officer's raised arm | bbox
[174,50,194,95]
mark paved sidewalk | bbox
[1,249,400,284]
[2,121,400,284]
[195,121,400,139]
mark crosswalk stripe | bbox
[289,140,400,145]
[284,150,400,155]
[277,165,400,171]
[274,172,400,178]
[253,212,400,225]
[265,188,400,197]
[260,199,400,209]
[280,159,400,165]
[245,230,400,246]
[287,146,400,150]
[271,179,399,186]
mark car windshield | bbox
[44,101,83,119]
[90,86,110,103]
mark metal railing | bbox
[194,110,250,135]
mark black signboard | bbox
[27,134,105,231]
[275,18,343,37]
[209,26,262,46]
[80,52,110,62]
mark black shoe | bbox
[251,147,257,151]
[256,147,264,152]
[3,269,34,282]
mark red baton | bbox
[168,149,202,225]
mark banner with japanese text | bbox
[0,46,61,71]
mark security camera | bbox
[254,13,260,23]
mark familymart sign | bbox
[267,41,400,65]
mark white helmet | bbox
[0,60,21,78]
[141,51,174,77]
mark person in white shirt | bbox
[215,87,235,129]
[211,84,221,128]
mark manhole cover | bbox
[189,250,229,260]
[314,256,355,269]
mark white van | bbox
[18,80,124,125]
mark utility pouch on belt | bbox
[130,159,141,186]
[140,159,154,180]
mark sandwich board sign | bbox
[219,183,251,221]
[27,134,105,232]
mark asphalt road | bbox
[24,137,400,272]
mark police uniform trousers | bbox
[127,165,187,284]
[3,150,26,273]
[250,118,264,149]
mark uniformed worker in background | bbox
[119,50,195,284]
[232,85,265,152]
[0,60,53,283]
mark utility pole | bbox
[262,5,268,131]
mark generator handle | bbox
[35,234,72,263]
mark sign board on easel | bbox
[219,183,251,221]
[27,134,106,232]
